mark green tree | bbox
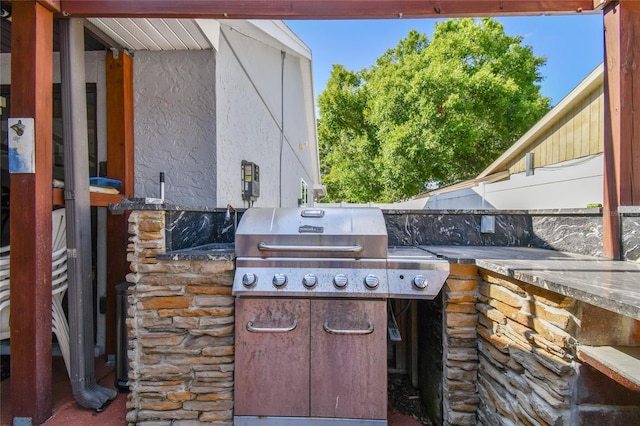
[318,18,550,203]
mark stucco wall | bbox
[216,25,316,208]
[133,50,217,206]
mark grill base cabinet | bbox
[234,297,388,424]
[232,208,447,425]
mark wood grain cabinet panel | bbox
[234,297,387,420]
[310,299,387,420]
[234,298,310,417]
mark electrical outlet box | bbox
[242,160,260,202]
[481,215,496,234]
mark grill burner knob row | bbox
[412,275,428,290]
[333,274,348,289]
[242,273,257,288]
[364,274,379,290]
[272,273,287,288]
[303,274,318,289]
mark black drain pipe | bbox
[60,18,117,410]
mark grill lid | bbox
[234,207,388,259]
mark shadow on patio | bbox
[1,356,425,425]
[1,356,127,426]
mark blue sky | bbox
[285,14,604,107]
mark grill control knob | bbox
[242,273,257,288]
[303,274,318,289]
[272,273,287,288]
[364,274,379,290]
[412,275,428,290]
[333,274,348,289]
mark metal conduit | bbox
[59,18,117,411]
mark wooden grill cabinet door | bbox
[310,299,387,420]
[234,298,310,416]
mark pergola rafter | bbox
[51,0,596,19]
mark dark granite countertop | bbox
[156,243,640,320]
[157,243,235,261]
[111,198,604,216]
[423,245,640,321]
[109,198,227,214]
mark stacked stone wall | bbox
[125,210,235,425]
[443,264,481,425]
[476,270,579,425]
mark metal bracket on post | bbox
[592,0,615,12]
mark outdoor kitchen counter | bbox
[422,245,640,321]
[157,243,235,261]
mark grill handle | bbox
[323,320,374,335]
[257,242,363,253]
[247,319,297,333]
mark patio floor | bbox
[1,356,424,426]
[0,356,127,426]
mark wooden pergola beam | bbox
[602,0,640,259]
[57,0,595,19]
[9,1,54,423]
[105,51,135,356]
[36,0,60,13]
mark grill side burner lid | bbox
[235,207,388,259]
[386,246,450,300]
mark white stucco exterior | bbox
[127,20,319,208]
[216,22,318,208]
[133,50,217,205]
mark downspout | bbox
[279,50,286,207]
[60,18,117,410]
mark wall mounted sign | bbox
[8,117,35,173]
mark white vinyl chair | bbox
[0,209,71,376]
[0,245,9,341]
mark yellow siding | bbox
[589,88,603,154]
[509,83,604,174]
[512,158,524,173]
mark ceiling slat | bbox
[115,18,163,50]
[90,18,145,50]
[164,19,210,49]
[87,17,213,51]
[147,19,189,50]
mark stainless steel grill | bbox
[232,207,449,299]
[232,207,449,426]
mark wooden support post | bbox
[603,0,640,259]
[9,2,54,423]
[105,51,135,356]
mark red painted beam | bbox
[58,0,595,19]
[104,51,135,357]
[37,0,60,13]
[602,0,640,259]
[9,2,54,423]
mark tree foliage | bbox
[318,18,550,203]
